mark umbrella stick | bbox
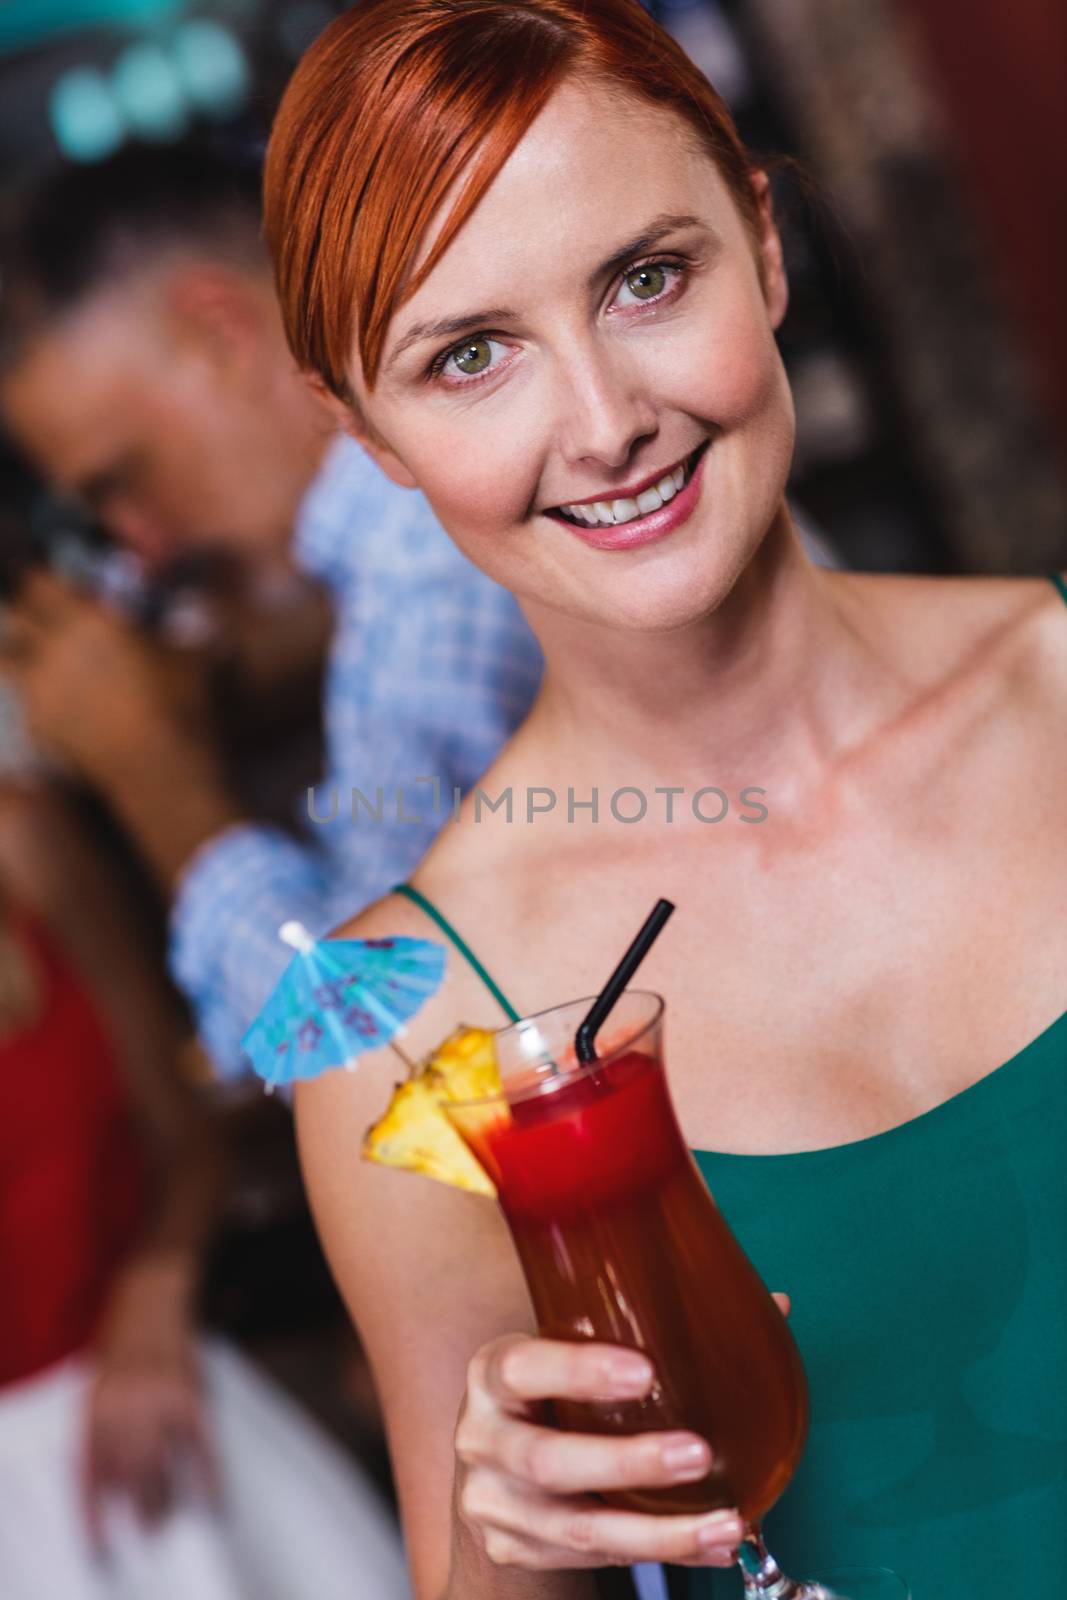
[388,1026,418,1075]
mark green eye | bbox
[624,263,667,301]
[452,338,493,375]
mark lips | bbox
[546,442,706,532]
[544,439,711,552]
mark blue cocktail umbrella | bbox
[241,921,446,1091]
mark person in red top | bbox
[0,781,222,1536]
[0,781,412,1599]
[0,903,149,1386]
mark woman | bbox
[0,781,412,1599]
[263,1,1067,1595]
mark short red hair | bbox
[264,0,759,400]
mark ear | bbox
[303,372,419,491]
[750,170,789,330]
[164,262,268,382]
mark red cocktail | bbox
[444,992,808,1523]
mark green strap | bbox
[392,883,520,1022]
[1050,572,1067,608]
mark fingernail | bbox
[698,1514,742,1548]
[604,1354,652,1392]
[661,1438,709,1477]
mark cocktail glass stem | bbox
[738,1527,817,1597]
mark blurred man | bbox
[0,141,544,1077]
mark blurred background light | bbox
[0,1,182,57]
[112,39,188,140]
[172,21,249,117]
[49,66,125,162]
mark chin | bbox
[548,541,752,634]
[614,576,738,633]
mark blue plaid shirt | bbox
[169,437,543,1078]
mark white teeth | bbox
[556,448,698,528]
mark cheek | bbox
[393,403,544,571]
[669,299,785,433]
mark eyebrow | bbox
[383,211,711,373]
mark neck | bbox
[521,507,905,801]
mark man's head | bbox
[0,142,332,571]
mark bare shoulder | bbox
[836,568,1067,702]
[935,570,1067,713]
[1015,570,1067,701]
[331,876,518,1052]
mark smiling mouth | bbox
[546,441,708,530]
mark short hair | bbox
[0,138,265,370]
[263,0,762,403]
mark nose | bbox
[552,339,658,472]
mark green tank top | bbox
[391,574,1067,1597]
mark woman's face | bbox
[347,77,795,633]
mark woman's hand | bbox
[454,1333,744,1573]
[83,1254,218,1550]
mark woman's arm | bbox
[296,896,745,1600]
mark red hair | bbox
[264,0,760,401]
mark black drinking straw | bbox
[574,899,676,1064]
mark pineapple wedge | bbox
[431,1025,503,1102]
[362,1026,503,1197]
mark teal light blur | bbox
[49,67,125,162]
[0,2,183,57]
[112,39,189,139]
[172,21,249,116]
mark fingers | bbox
[462,1478,744,1571]
[130,1451,173,1529]
[475,1518,741,1573]
[0,574,89,671]
[468,1414,712,1496]
[460,1334,744,1572]
[81,1430,108,1556]
[527,1499,743,1568]
[82,1375,219,1539]
[772,1291,791,1318]
[15,570,86,626]
[0,608,43,666]
[88,1412,172,1531]
[182,1406,223,1506]
[476,1334,654,1411]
